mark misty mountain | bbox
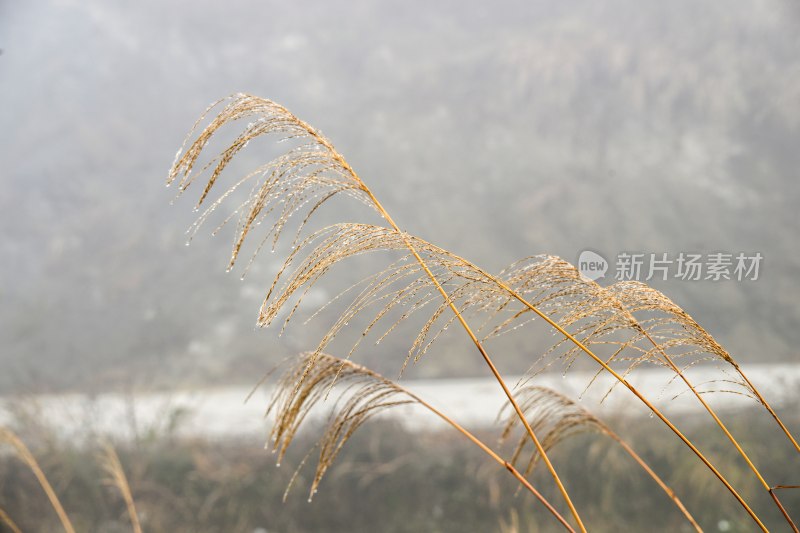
[1,0,799,393]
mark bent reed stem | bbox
[660,303,800,455]
[734,363,800,453]
[0,509,23,533]
[628,318,796,529]
[491,280,768,531]
[605,430,702,533]
[290,109,588,533]
[655,347,797,531]
[399,384,576,531]
[0,428,76,533]
[583,267,796,529]
[371,194,587,533]
[415,248,768,531]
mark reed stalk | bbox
[100,443,143,533]
[291,106,586,532]
[168,94,785,531]
[0,428,75,533]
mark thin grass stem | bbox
[0,428,76,533]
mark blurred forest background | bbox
[2,0,800,393]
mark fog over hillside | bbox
[2,0,799,393]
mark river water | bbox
[1,363,797,442]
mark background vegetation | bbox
[2,406,798,532]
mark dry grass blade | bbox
[0,508,23,533]
[100,443,143,533]
[499,387,702,532]
[0,427,75,533]
[265,352,576,531]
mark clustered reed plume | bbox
[266,351,576,531]
[169,93,799,531]
[498,385,701,532]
